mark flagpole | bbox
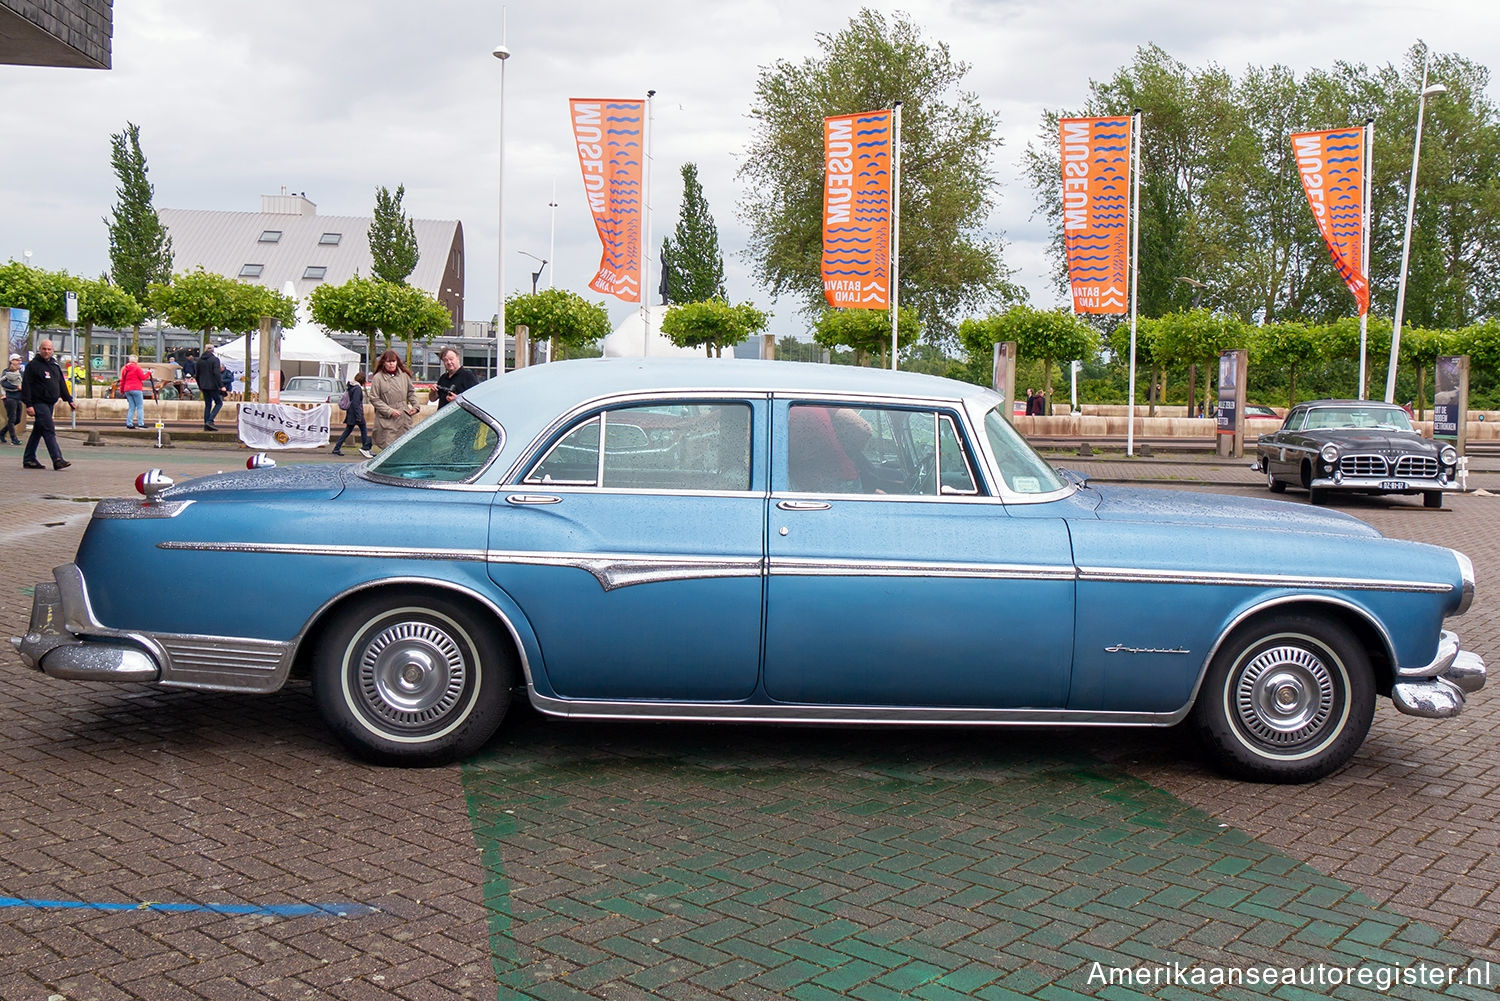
[889,102,902,371]
[640,90,656,355]
[1126,109,1142,458]
[1359,118,1373,400]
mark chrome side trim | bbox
[158,541,491,562]
[771,557,1076,582]
[93,498,194,519]
[487,551,764,591]
[527,690,1191,727]
[1453,550,1475,616]
[1078,565,1450,594]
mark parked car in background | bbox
[1244,404,1281,421]
[279,376,343,406]
[15,360,1484,782]
[1254,399,1460,508]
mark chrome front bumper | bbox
[1391,630,1487,719]
[1308,474,1460,493]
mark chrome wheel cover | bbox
[356,620,468,731]
[1233,643,1335,748]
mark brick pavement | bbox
[1,436,1499,998]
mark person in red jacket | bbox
[119,354,152,429]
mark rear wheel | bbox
[1424,491,1444,509]
[314,591,513,765]
[1266,469,1286,493]
[1191,613,1373,782]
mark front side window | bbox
[982,405,1065,494]
[787,403,979,497]
[526,402,752,491]
[365,403,502,483]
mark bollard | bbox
[84,430,104,447]
[1077,442,1093,456]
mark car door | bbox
[487,397,767,703]
[1266,407,1307,479]
[762,398,1075,709]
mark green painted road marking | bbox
[463,726,1481,999]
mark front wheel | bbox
[1191,613,1374,782]
[1424,491,1444,509]
[314,592,513,765]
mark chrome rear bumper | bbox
[12,574,160,682]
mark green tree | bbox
[505,289,610,360]
[310,275,443,368]
[150,269,295,348]
[1106,319,1166,415]
[1248,320,1326,407]
[740,9,1017,342]
[71,276,145,397]
[0,261,71,347]
[662,163,727,305]
[959,306,1099,400]
[1149,309,1249,413]
[369,184,420,285]
[105,122,174,356]
[661,299,768,357]
[813,307,920,367]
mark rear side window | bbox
[526,402,752,492]
[787,403,978,496]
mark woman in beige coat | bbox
[367,349,419,450]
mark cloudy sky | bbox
[3,0,1498,337]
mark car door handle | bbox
[506,494,562,505]
[777,500,831,511]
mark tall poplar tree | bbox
[369,184,420,285]
[662,163,727,304]
[105,122,173,355]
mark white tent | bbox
[217,282,360,388]
[217,322,361,387]
[601,304,736,360]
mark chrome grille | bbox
[1395,455,1440,478]
[1338,455,1387,477]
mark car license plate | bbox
[1380,480,1407,491]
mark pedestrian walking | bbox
[331,371,373,458]
[368,350,419,450]
[0,354,24,444]
[20,339,74,470]
[119,354,151,429]
[196,343,225,430]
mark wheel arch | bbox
[1192,594,1397,705]
[287,576,535,691]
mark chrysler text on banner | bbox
[570,98,644,303]
[822,109,893,310]
[1291,128,1369,315]
[1061,116,1131,315]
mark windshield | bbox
[982,405,1066,494]
[365,402,504,482]
[1304,406,1413,432]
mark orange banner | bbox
[822,109,893,309]
[570,98,644,303]
[1060,116,1131,314]
[1291,128,1369,315]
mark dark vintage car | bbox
[1254,399,1460,508]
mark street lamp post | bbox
[493,18,510,373]
[519,251,548,295]
[548,183,558,289]
[1386,57,1446,403]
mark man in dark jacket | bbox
[197,343,224,430]
[20,339,74,470]
[432,347,479,408]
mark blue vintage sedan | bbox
[13,359,1485,781]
